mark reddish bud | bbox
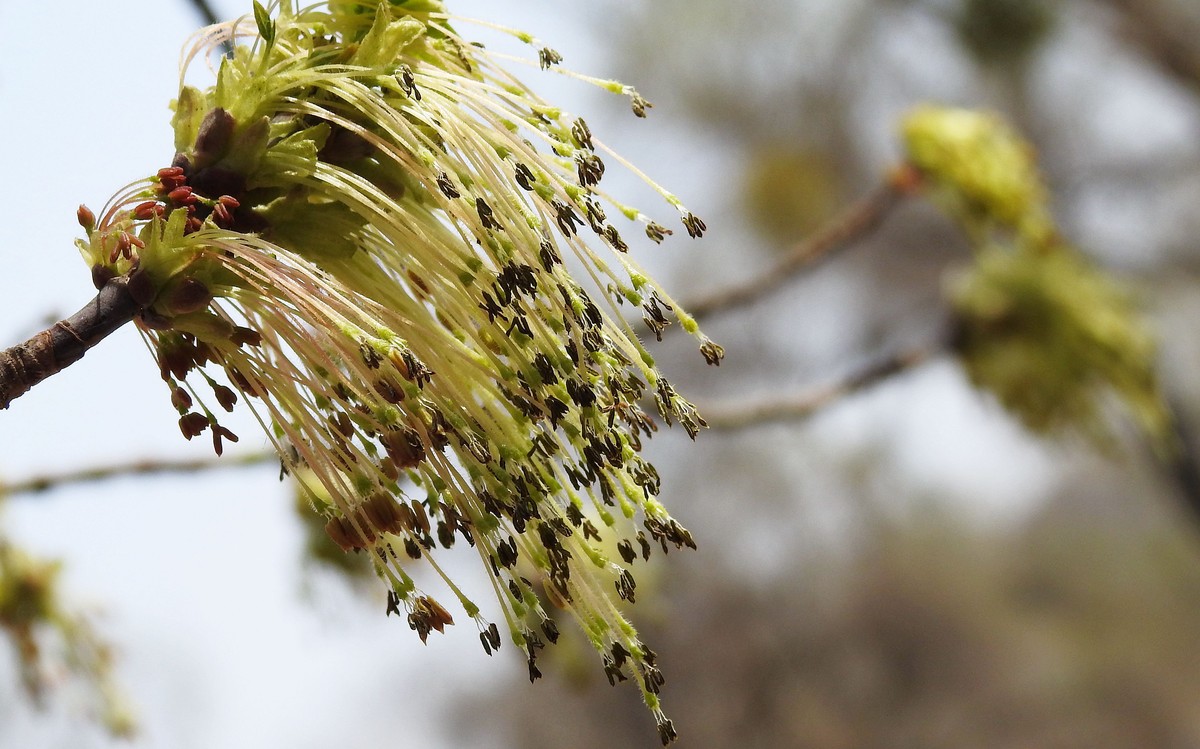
[76,204,95,231]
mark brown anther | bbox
[184,216,204,234]
[213,384,238,412]
[410,499,430,535]
[373,377,404,404]
[379,457,400,482]
[212,202,233,227]
[133,201,165,221]
[170,386,193,411]
[382,427,425,469]
[228,368,263,398]
[76,204,96,231]
[362,493,406,535]
[178,411,210,440]
[128,234,146,249]
[217,194,240,209]
[230,326,263,348]
[167,186,197,205]
[324,515,375,552]
[332,411,354,438]
[212,424,239,456]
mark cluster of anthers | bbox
[75,1,719,742]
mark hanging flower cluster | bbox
[75,1,719,742]
[903,106,1168,448]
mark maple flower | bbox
[75,2,717,742]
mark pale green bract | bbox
[75,2,719,742]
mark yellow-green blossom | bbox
[902,106,1055,247]
[902,105,1168,450]
[75,2,715,742]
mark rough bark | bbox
[0,278,140,409]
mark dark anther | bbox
[616,569,637,602]
[630,93,652,119]
[645,222,674,243]
[178,411,209,440]
[541,618,560,644]
[575,152,605,188]
[396,64,421,100]
[514,163,536,191]
[700,339,725,366]
[538,47,563,70]
[476,197,502,230]
[537,239,561,271]
[167,186,197,205]
[682,212,707,238]
[657,718,678,746]
[545,396,569,427]
[617,539,636,565]
[552,199,582,236]
[571,118,594,150]
[566,379,596,408]
[585,199,606,233]
[642,296,671,342]
[637,531,652,561]
[211,423,239,456]
[436,172,460,198]
[230,326,263,348]
[359,342,383,369]
[603,225,628,253]
[386,590,401,617]
[213,383,238,412]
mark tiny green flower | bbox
[76,2,716,741]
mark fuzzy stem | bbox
[0,278,139,410]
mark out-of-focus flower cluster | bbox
[0,526,134,737]
[903,106,1169,448]
[75,2,718,741]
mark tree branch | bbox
[700,338,943,431]
[0,279,140,410]
[686,171,912,321]
[1096,0,1200,92]
[187,0,223,25]
[2,450,278,497]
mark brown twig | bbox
[0,279,140,410]
[686,173,912,321]
[1,450,278,497]
[700,339,944,431]
[1096,0,1200,91]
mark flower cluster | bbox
[76,1,717,741]
[902,106,1168,448]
